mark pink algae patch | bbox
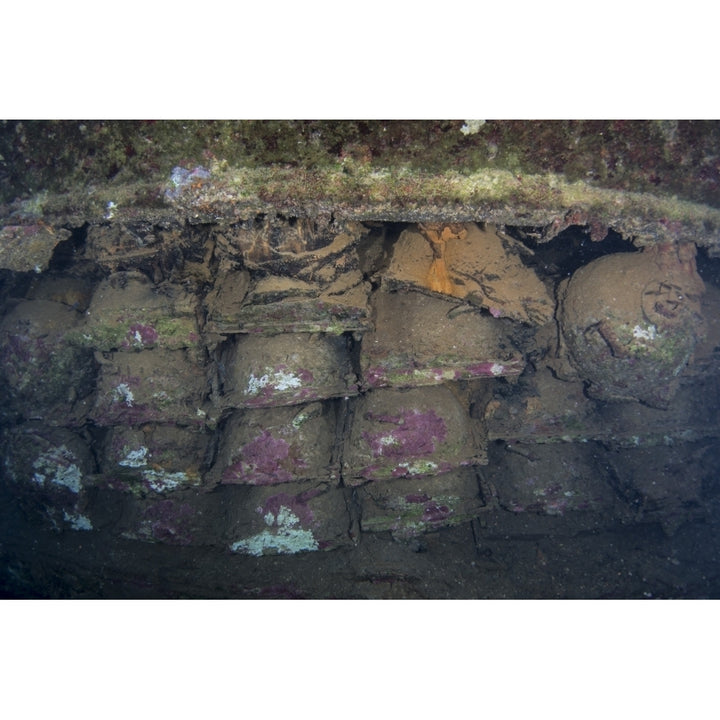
[222,430,296,485]
[363,409,447,459]
[124,323,159,348]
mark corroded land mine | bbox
[2,120,720,598]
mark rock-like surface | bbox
[2,121,720,598]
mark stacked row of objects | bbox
[2,217,718,556]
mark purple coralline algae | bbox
[421,501,452,523]
[123,323,159,349]
[358,479,475,539]
[96,376,156,425]
[405,493,431,504]
[363,409,447,459]
[261,489,319,528]
[403,493,452,523]
[222,430,306,485]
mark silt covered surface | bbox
[2,121,720,598]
